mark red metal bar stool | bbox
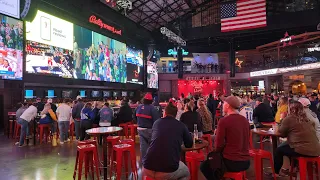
[73,144,100,180]
[201,134,213,154]
[38,124,51,144]
[110,144,138,180]
[8,120,14,138]
[223,171,246,180]
[290,157,320,180]
[107,136,120,165]
[69,122,75,140]
[185,151,205,180]
[249,131,276,180]
[14,123,21,139]
[128,124,138,142]
[119,139,137,164]
[119,122,132,138]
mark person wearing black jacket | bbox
[207,94,218,119]
[180,101,203,133]
[113,100,133,126]
[72,97,85,141]
[142,103,193,179]
[253,97,274,124]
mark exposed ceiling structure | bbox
[100,0,217,31]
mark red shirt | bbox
[215,114,250,161]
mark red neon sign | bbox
[89,15,122,35]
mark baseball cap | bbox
[224,96,240,109]
[298,97,311,107]
[144,93,153,100]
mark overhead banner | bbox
[0,0,20,19]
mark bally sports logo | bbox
[89,15,122,35]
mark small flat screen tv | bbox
[103,91,111,97]
[113,91,120,97]
[129,92,134,97]
[91,91,101,98]
[122,91,127,97]
[62,90,72,98]
[79,90,86,98]
[25,90,34,99]
[46,90,55,98]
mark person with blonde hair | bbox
[197,99,213,134]
[275,97,288,123]
[180,101,202,133]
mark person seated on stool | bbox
[200,96,250,180]
[142,103,193,180]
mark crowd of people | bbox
[14,91,320,179]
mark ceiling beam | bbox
[183,0,193,8]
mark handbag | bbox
[207,151,226,179]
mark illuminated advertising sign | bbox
[0,0,20,19]
[89,15,122,35]
[168,47,189,57]
[26,10,74,50]
[250,69,278,77]
[126,47,143,85]
[250,62,320,77]
[147,61,158,89]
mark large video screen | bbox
[126,47,143,84]
[147,61,158,89]
[25,10,127,83]
[0,14,23,80]
[74,25,127,83]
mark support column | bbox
[177,47,183,79]
[229,39,235,78]
[264,76,271,94]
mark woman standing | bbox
[180,101,203,134]
[80,103,95,140]
[197,99,213,134]
[275,97,288,123]
[273,101,320,177]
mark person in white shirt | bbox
[17,103,38,147]
[239,98,254,124]
[56,99,72,144]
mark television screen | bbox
[46,90,55,98]
[91,91,101,97]
[129,92,134,97]
[62,90,72,98]
[147,61,158,89]
[126,47,143,85]
[113,91,120,97]
[26,10,127,83]
[25,90,34,99]
[0,14,23,80]
[122,91,127,97]
[79,90,86,97]
[74,24,127,83]
[103,91,111,97]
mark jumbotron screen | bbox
[147,61,158,89]
[126,47,143,85]
[0,14,23,80]
[25,10,127,83]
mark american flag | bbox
[221,0,267,32]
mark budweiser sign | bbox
[89,15,122,35]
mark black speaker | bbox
[177,47,183,79]
[20,0,38,22]
[229,41,235,77]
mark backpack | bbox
[207,151,226,179]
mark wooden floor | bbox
[0,134,293,180]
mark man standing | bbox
[143,103,193,180]
[72,96,85,140]
[134,93,160,161]
[207,94,218,119]
[16,102,38,147]
[253,97,274,124]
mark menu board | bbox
[0,14,23,80]
[26,10,127,83]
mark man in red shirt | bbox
[200,96,250,179]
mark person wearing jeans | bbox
[80,103,95,141]
[17,103,38,147]
[57,99,72,144]
[72,97,84,140]
[133,93,160,161]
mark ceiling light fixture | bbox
[160,27,186,46]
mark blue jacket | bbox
[81,108,95,121]
[134,104,159,128]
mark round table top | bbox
[86,127,123,135]
[251,128,281,136]
[182,140,209,151]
